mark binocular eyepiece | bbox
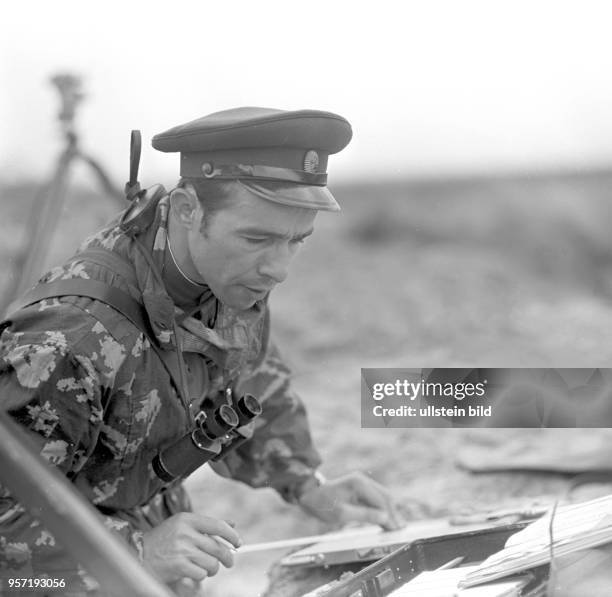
[152,393,261,483]
[204,403,240,437]
[235,393,263,425]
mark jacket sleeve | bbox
[0,307,146,586]
[212,326,323,502]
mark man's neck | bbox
[163,213,210,312]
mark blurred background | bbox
[4,1,612,595]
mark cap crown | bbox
[152,107,352,154]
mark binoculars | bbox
[152,393,262,483]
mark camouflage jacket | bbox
[0,191,321,593]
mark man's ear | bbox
[170,185,202,229]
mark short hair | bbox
[177,177,238,232]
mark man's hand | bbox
[297,472,405,531]
[142,513,241,583]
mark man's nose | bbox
[257,245,293,284]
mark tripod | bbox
[2,74,125,314]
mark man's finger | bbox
[351,474,390,508]
[192,533,235,569]
[399,497,433,519]
[177,559,210,582]
[186,550,221,577]
[338,503,392,528]
[351,475,404,529]
[190,515,242,548]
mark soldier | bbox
[0,108,403,595]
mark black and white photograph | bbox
[3,2,612,596]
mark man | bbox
[0,107,402,595]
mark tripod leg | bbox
[3,146,76,313]
[79,151,125,208]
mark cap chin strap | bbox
[199,162,327,185]
[167,238,206,288]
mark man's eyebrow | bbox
[236,227,314,240]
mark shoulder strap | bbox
[70,248,140,292]
[12,279,190,408]
[124,130,142,201]
[18,279,150,337]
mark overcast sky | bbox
[3,0,612,187]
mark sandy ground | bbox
[187,172,612,596]
[3,170,612,596]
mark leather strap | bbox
[124,130,142,201]
[18,280,149,335]
[68,249,141,294]
[198,162,328,185]
[13,279,189,408]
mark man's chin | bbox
[219,294,259,311]
[215,286,270,311]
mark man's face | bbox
[186,187,317,310]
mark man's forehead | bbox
[219,191,317,230]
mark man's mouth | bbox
[244,285,271,294]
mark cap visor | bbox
[237,180,340,212]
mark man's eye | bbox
[244,237,267,245]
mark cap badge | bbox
[303,150,319,173]
[201,162,215,177]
